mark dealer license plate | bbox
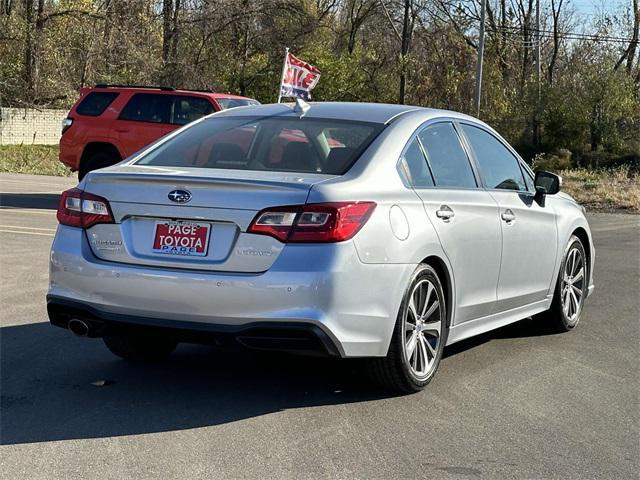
[152,221,211,256]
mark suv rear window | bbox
[173,96,214,125]
[135,116,383,175]
[119,93,172,123]
[75,92,119,116]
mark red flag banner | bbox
[279,52,321,101]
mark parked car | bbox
[48,102,595,393]
[59,85,259,180]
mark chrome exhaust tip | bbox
[68,318,90,337]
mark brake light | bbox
[57,188,114,228]
[248,202,376,243]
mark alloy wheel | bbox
[403,278,443,380]
[561,247,585,325]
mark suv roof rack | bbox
[92,84,220,94]
[94,84,176,91]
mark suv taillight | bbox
[57,188,114,229]
[61,117,73,134]
[248,202,376,243]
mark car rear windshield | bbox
[216,98,260,110]
[134,116,384,175]
[76,92,119,116]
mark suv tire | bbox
[78,150,121,181]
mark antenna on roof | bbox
[293,98,310,118]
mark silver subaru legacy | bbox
[48,102,595,392]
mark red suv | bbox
[59,85,259,180]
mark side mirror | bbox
[534,171,562,195]
[534,171,561,205]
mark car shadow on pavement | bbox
[0,193,60,209]
[1,315,558,445]
[443,315,562,358]
[0,322,387,445]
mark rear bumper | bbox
[59,136,80,170]
[49,225,414,357]
[47,296,341,357]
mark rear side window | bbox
[135,116,383,175]
[418,123,477,188]
[75,92,119,116]
[173,96,214,125]
[216,98,260,110]
[119,93,172,124]
[399,138,434,187]
[462,124,526,191]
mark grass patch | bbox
[0,144,72,177]
[560,166,640,212]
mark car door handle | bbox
[501,209,516,223]
[115,127,129,133]
[436,205,455,221]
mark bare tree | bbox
[342,0,378,54]
[379,0,428,104]
[485,0,509,81]
[548,0,564,84]
[2,0,14,14]
[515,0,535,89]
[162,0,183,85]
[22,0,45,101]
[614,0,639,76]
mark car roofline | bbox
[384,107,424,124]
[209,102,441,125]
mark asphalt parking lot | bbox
[0,172,638,480]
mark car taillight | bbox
[248,202,376,243]
[61,117,73,134]
[57,188,114,229]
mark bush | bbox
[561,166,640,212]
[531,149,572,172]
[576,150,640,171]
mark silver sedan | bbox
[48,102,595,392]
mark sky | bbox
[571,0,630,14]
[566,0,633,37]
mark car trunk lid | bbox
[81,165,334,273]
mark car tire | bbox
[367,264,448,393]
[103,333,178,362]
[78,150,120,181]
[540,235,588,332]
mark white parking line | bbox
[0,225,56,232]
[0,179,72,187]
[0,229,55,237]
[0,207,56,215]
[0,189,65,194]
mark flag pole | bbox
[276,47,289,103]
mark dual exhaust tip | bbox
[68,318,91,337]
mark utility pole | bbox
[535,0,541,100]
[534,0,541,146]
[474,0,487,118]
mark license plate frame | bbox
[152,220,211,257]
